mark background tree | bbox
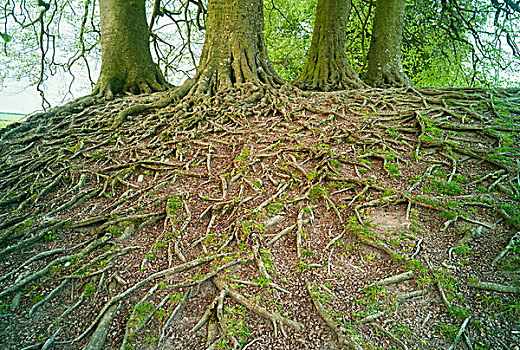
[365,0,411,87]
[0,0,205,107]
[293,0,364,91]
[147,0,206,82]
[93,0,170,98]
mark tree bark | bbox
[176,0,282,98]
[293,0,364,91]
[93,0,170,99]
[365,0,411,88]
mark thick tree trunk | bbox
[293,0,363,91]
[176,0,283,98]
[93,0,169,99]
[365,0,411,88]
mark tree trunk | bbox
[365,0,411,88]
[177,0,283,98]
[93,0,170,99]
[293,0,364,91]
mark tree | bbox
[92,0,170,99]
[293,0,364,91]
[175,0,283,98]
[365,0,411,87]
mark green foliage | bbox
[447,305,470,322]
[267,197,285,215]
[2,0,518,111]
[264,0,315,80]
[435,322,458,341]
[403,0,520,87]
[296,260,310,272]
[0,32,12,43]
[309,185,328,200]
[130,302,155,327]
[217,305,252,348]
[353,285,392,320]
[167,195,183,215]
[83,283,97,297]
[347,214,376,241]
[41,229,57,241]
[345,0,374,73]
[384,162,401,179]
[264,0,520,87]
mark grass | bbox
[0,112,24,128]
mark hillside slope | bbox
[0,87,519,350]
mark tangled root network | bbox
[0,86,519,349]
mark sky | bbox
[0,69,95,115]
[0,79,48,115]
[0,1,97,116]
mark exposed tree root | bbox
[0,87,519,349]
[159,288,192,344]
[83,302,121,350]
[0,233,112,298]
[369,322,409,350]
[447,316,471,350]
[467,281,520,293]
[372,271,415,287]
[306,280,363,350]
[213,277,303,335]
[492,231,520,267]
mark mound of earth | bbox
[0,86,519,350]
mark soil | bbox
[0,86,519,350]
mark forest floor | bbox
[0,86,519,350]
